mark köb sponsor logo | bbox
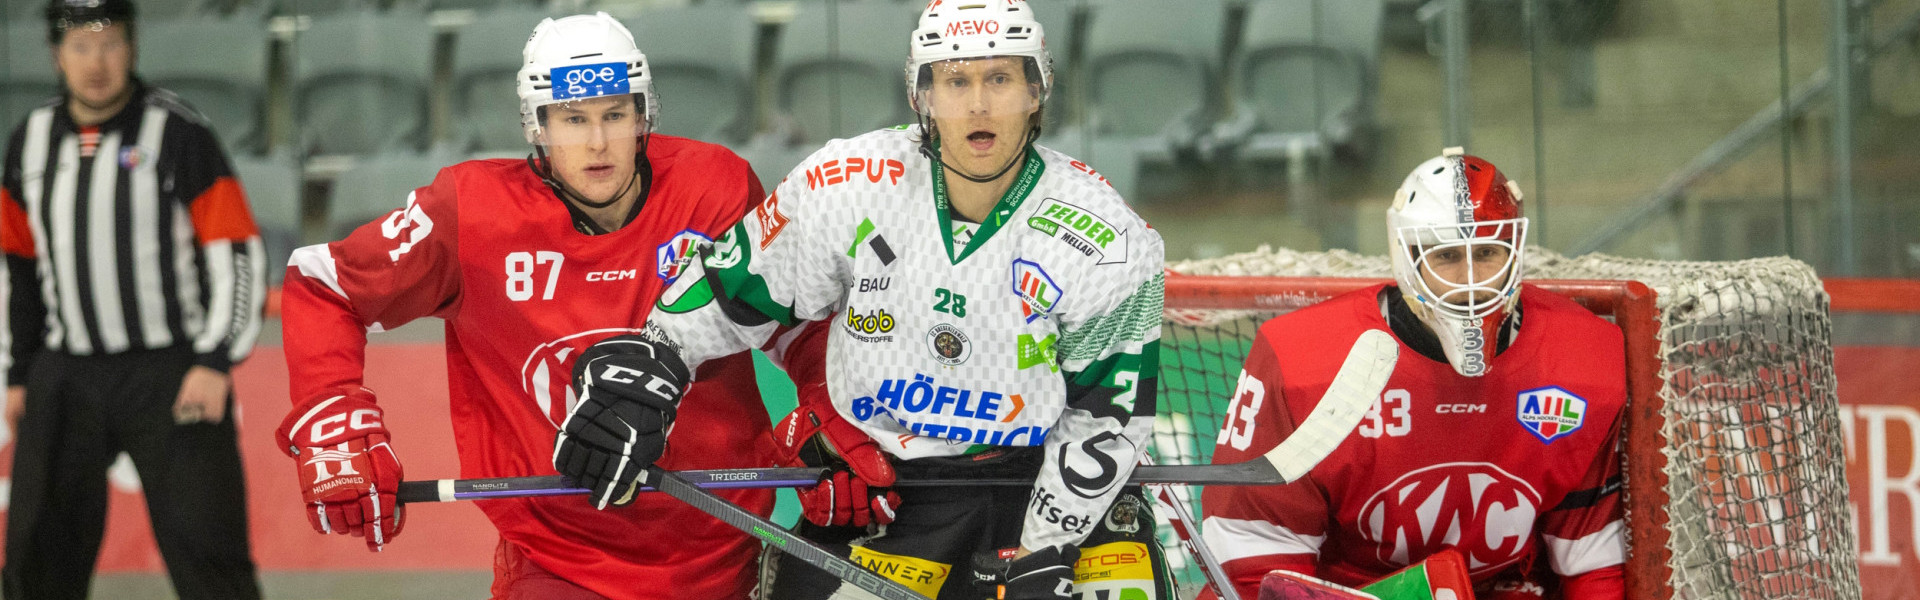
[843,307,896,343]
[1358,462,1542,574]
[805,157,906,190]
[1516,386,1587,444]
[655,229,711,283]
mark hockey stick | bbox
[400,462,1297,503]
[395,467,828,504]
[1146,477,1241,600]
[399,330,1397,504]
[641,466,932,600]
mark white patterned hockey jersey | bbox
[648,125,1165,551]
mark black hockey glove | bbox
[552,335,690,509]
[1000,545,1080,600]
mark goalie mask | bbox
[517,12,655,209]
[905,0,1051,183]
[1387,147,1529,377]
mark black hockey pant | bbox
[3,348,261,600]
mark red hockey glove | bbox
[276,388,405,552]
[773,388,899,528]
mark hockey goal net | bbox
[1150,247,1861,600]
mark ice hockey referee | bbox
[1,0,265,597]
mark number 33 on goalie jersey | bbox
[1200,284,1630,598]
[646,127,1165,551]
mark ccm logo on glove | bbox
[308,409,383,444]
[596,365,680,399]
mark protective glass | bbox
[535,93,650,150]
[1396,218,1528,320]
[912,56,1043,119]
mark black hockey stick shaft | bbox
[397,461,1283,504]
[395,467,827,504]
[643,467,931,600]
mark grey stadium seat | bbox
[1222,0,1383,163]
[1077,0,1228,198]
[294,9,435,156]
[626,3,759,145]
[770,2,918,146]
[139,17,272,154]
[451,7,564,155]
[230,152,303,283]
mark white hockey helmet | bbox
[905,0,1052,116]
[516,12,657,146]
[1387,147,1529,377]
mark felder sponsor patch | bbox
[1028,198,1129,265]
[848,546,951,598]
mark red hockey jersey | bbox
[281,136,775,600]
[1200,284,1627,599]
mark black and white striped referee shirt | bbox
[3,82,266,386]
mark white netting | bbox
[1154,247,1861,600]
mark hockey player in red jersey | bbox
[273,13,781,599]
[1199,149,1627,600]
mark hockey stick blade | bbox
[643,467,932,600]
[1259,328,1397,482]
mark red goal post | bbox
[1155,265,1858,600]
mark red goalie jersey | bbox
[1200,284,1628,600]
[281,136,776,600]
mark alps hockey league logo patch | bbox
[656,229,712,283]
[1011,259,1063,323]
[1515,386,1586,444]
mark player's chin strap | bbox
[527,132,653,212]
[915,116,1038,184]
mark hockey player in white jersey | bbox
[547,1,1170,598]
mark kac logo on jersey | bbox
[550,62,631,100]
[656,230,712,283]
[1516,386,1586,444]
[1011,259,1063,323]
[520,329,645,429]
[1359,462,1542,574]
